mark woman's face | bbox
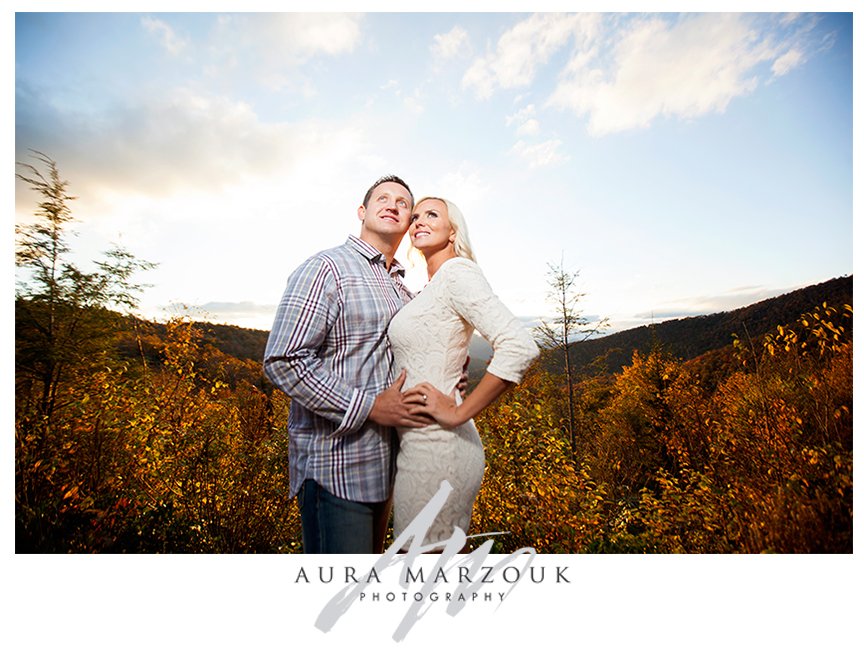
[410,198,455,255]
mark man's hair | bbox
[362,175,414,209]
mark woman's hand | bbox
[403,382,465,428]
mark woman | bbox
[387,196,539,549]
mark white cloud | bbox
[203,13,363,91]
[235,13,362,60]
[505,104,536,127]
[548,13,818,136]
[772,48,804,76]
[141,16,188,56]
[377,79,425,114]
[633,285,793,320]
[137,14,364,95]
[463,13,600,99]
[431,26,471,61]
[15,81,387,328]
[510,139,569,168]
[459,13,826,136]
[16,85,374,207]
[506,104,540,135]
[516,119,540,136]
[780,12,802,27]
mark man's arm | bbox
[264,256,431,433]
[264,256,375,435]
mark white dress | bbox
[387,257,539,547]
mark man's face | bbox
[357,181,414,239]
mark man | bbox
[264,176,432,554]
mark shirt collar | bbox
[346,235,405,277]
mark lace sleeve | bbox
[443,258,539,383]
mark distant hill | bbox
[541,275,852,378]
[194,322,270,363]
[190,275,851,382]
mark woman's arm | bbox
[402,259,538,428]
[403,372,513,428]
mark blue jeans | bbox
[298,479,391,554]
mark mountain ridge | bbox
[536,274,852,378]
[187,275,852,381]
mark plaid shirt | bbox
[264,235,413,502]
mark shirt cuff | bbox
[332,388,377,436]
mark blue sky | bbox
[13,11,853,333]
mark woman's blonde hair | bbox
[413,196,477,263]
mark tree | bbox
[15,150,156,425]
[15,151,161,551]
[534,257,608,454]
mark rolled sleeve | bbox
[266,236,410,502]
[333,388,378,436]
[264,256,360,428]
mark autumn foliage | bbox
[15,155,852,554]
[16,301,853,554]
[16,316,301,552]
[471,302,852,553]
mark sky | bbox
[12,10,853,337]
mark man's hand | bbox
[455,355,470,398]
[369,370,435,428]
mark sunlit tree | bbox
[15,151,156,423]
[16,151,156,551]
[534,257,608,454]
